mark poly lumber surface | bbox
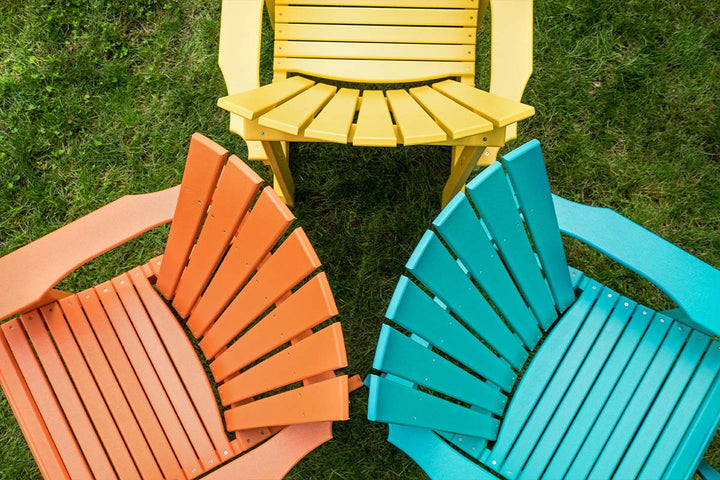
[352,90,396,146]
[0,133,354,480]
[367,139,720,480]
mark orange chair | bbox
[0,133,359,479]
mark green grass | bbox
[0,0,719,478]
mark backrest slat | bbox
[466,163,558,329]
[433,194,542,349]
[406,231,528,370]
[503,140,575,312]
[156,133,227,300]
[172,156,263,318]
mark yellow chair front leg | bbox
[262,141,295,206]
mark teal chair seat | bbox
[367,140,720,480]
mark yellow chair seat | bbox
[218,78,534,148]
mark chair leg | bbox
[442,146,484,207]
[262,141,295,207]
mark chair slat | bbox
[277,6,476,26]
[224,376,348,430]
[410,86,492,139]
[200,228,321,359]
[406,231,528,369]
[219,324,346,404]
[275,24,476,44]
[173,156,263,318]
[433,194,541,348]
[466,163,557,329]
[79,289,189,478]
[113,274,220,468]
[387,89,447,145]
[542,304,651,479]
[19,312,118,480]
[217,76,315,120]
[608,330,708,479]
[367,375,499,439]
[565,311,675,479]
[276,41,474,62]
[521,295,634,478]
[1,318,93,480]
[352,90,396,146]
[387,276,516,391]
[210,273,338,381]
[276,58,474,84]
[305,88,359,143]
[259,83,337,135]
[278,0,477,7]
[503,140,575,312]
[156,133,227,300]
[433,80,535,127]
[131,269,233,458]
[489,280,600,464]
[0,330,70,480]
[188,187,294,338]
[501,289,617,476]
[38,304,143,480]
[374,325,507,415]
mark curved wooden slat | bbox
[276,6,476,26]
[304,88,359,143]
[352,90,396,146]
[259,83,337,135]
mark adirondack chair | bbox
[366,139,720,479]
[0,133,359,480]
[216,0,535,206]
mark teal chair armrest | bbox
[552,195,720,337]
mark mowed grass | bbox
[0,0,718,478]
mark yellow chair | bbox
[217,0,534,206]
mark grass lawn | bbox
[1,0,718,478]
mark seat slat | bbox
[276,58,474,84]
[275,41,474,62]
[641,341,720,479]
[489,280,601,463]
[172,156,263,318]
[501,289,617,476]
[37,305,141,480]
[80,288,190,478]
[276,24,476,44]
[0,330,70,480]
[277,0,477,7]
[386,89,447,145]
[386,276,516,391]
[542,305,652,479]
[217,76,314,120]
[305,88,359,143]
[503,140,575,313]
[466,163,558,329]
[374,325,507,415]
[259,83,337,135]
[219,323,346,404]
[433,80,535,127]
[210,273,338,382]
[156,133,227,300]
[521,296,635,478]
[188,187,295,338]
[410,86,492,139]
[131,269,233,458]
[565,311,675,479]
[200,228,321,359]
[225,376,349,430]
[608,330,709,479]
[406,231,528,370]
[19,312,118,480]
[352,90,397,147]
[367,375,499,439]
[433,194,541,348]
[1,319,93,480]
[277,6,476,26]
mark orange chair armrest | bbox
[0,186,180,321]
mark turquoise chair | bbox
[366,140,720,480]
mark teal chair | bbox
[366,140,720,480]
